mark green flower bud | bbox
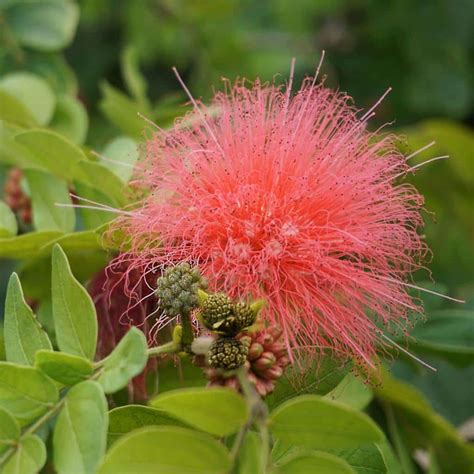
[156,263,207,316]
[208,337,248,370]
[200,293,233,330]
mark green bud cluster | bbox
[208,337,249,370]
[156,263,207,316]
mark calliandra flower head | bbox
[113,59,431,369]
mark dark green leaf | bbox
[0,362,59,425]
[98,327,148,394]
[51,244,97,360]
[120,46,149,106]
[35,350,93,386]
[269,395,384,450]
[4,273,52,365]
[99,426,231,474]
[53,381,108,474]
[25,169,75,233]
[150,387,248,437]
[1,434,46,474]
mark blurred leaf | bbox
[0,72,55,125]
[5,0,79,52]
[50,95,88,145]
[0,362,59,425]
[14,129,88,181]
[266,356,352,408]
[333,444,387,474]
[407,309,474,367]
[0,121,35,167]
[150,387,248,437]
[98,327,148,394]
[35,350,93,386]
[51,244,97,360]
[73,182,117,229]
[1,434,46,474]
[273,451,355,474]
[0,407,20,455]
[0,200,17,237]
[4,273,52,365]
[236,431,264,474]
[120,46,149,107]
[99,82,151,140]
[324,374,373,411]
[24,169,75,233]
[53,381,108,474]
[156,357,207,392]
[107,405,187,446]
[0,231,62,259]
[0,90,36,127]
[269,395,384,450]
[99,426,231,474]
[101,136,139,183]
[374,369,474,474]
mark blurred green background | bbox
[0,0,473,449]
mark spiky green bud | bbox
[208,337,248,370]
[156,263,207,316]
[200,293,233,329]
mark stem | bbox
[146,341,178,357]
[180,312,194,347]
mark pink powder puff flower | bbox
[112,61,437,369]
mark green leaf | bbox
[14,129,88,181]
[149,387,248,437]
[100,82,151,140]
[98,327,148,394]
[325,374,373,411]
[51,244,97,360]
[101,137,139,183]
[53,381,108,474]
[408,310,474,366]
[5,0,79,52]
[0,72,55,125]
[73,182,116,229]
[0,231,62,259]
[50,95,89,145]
[107,405,187,446]
[269,395,384,450]
[266,356,351,408]
[333,444,387,474]
[2,434,46,474]
[236,431,264,474]
[120,46,149,106]
[0,201,17,237]
[0,408,20,455]
[99,426,231,474]
[0,362,59,425]
[24,169,75,233]
[35,350,94,386]
[273,451,355,474]
[4,273,52,366]
[0,90,36,127]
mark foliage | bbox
[0,0,473,473]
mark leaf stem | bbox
[146,341,178,358]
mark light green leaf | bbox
[2,434,46,474]
[4,273,52,366]
[269,395,384,450]
[98,327,148,394]
[236,431,264,474]
[51,244,97,360]
[99,426,231,474]
[100,82,151,140]
[0,362,59,425]
[0,408,20,455]
[53,381,108,474]
[0,201,17,238]
[150,387,248,437]
[325,374,373,410]
[5,0,79,52]
[0,90,36,127]
[14,129,88,181]
[35,350,93,386]
[120,46,149,106]
[0,72,55,125]
[274,451,355,474]
[107,405,187,446]
[73,182,116,229]
[0,231,62,259]
[101,137,139,183]
[333,444,387,474]
[50,95,89,145]
[25,169,75,233]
